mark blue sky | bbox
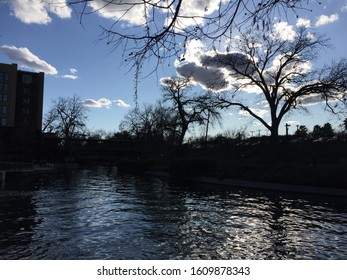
[0,0,346,137]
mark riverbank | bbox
[0,163,79,186]
[144,171,347,197]
[116,141,347,194]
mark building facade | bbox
[0,63,44,132]
[0,63,44,160]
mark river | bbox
[0,166,346,259]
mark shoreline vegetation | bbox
[2,137,347,197]
[114,139,347,196]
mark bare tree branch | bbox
[179,26,347,139]
[61,0,313,94]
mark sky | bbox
[0,0,347,137]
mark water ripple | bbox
[0,167,346,259]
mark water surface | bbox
[1,167,346,259]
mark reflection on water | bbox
[0,166,346,259]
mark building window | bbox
[0,93,7,102]
[22,74,33,84]
[21,108,30,115]
[0,117,6,126]
[22,98,31,105]
[0,72,9,81]
[1,106,7,114]
[0,83,8,91]
[23,88,31,96]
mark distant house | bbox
[0,63,44,159]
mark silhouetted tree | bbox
[109,131,133,141]
[295,125,309,138]
[312,124,322,139]
[321,123,334,138]
[311,123,335,139]
[161,77,222,146]
[87,129,108,140]
[119,102,177,144]
[42,95,88,138]
[177,26,347,139]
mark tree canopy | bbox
[42,95,88,138]
[174,25,347,138]
[161,76,222,145]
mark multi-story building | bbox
[0,63,44,160]
[0,63,44,133]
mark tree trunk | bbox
[177,124,188,146]
[270,119,280,141]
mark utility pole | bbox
[285,123,291,136]
[205,110,210,143]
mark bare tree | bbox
[42,95,89,138]
[161,76,221,145]
[176,26,347,139]
[62,1,313,94]
[119,102,177,143]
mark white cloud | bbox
[176,49,259,92]
[0,45,57,75]
[252,121,262,127]
[87,0,149,25]
[160,77,176,87]
[307,32,315,40]
[200,51,256,76]
[69,68,78,75]
[170,0,225,29]
[298,93,323,106]
[175,47,312,94]
[114,99,130,107]
[315,13,339,27]
[272,22,297,41]
[286,120,300,126]
[296,18,311,28]
[60,68,78,79]
[342,4,347,12]
[173,21,313,95]
[176,61,230,92]
[239,108,268,118]
[61,74,78,80]
[263,53,312,88]
[82,98,112,108]
[82,98,130,108]
[178,39,205,64]
[9,0,71,24]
